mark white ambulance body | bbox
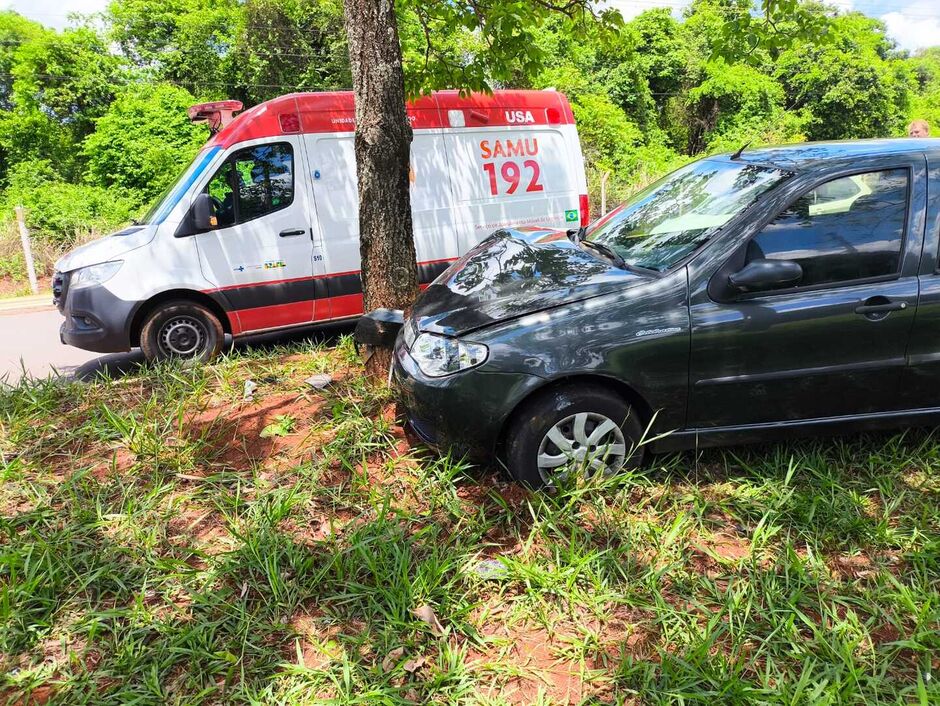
[54,90,588,360]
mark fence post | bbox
[600,171,610,216]
[14,206,39,295]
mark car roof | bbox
[709,138,940,172]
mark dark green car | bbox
[392,139,940,487]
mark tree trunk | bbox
[342,0,419,379]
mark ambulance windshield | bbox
[137,146,221,226]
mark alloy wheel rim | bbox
[536,411,627,485]
[159,316,206,357]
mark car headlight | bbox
[403,318,418,349]
[71,261,123,289]
[410,332,488,377]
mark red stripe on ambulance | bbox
[207,90,576,148]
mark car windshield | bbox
[137,146,219,225]
[587,159,792,272]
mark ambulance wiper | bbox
[565,227,586,242]
[579,239,626,270]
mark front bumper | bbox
[391,334,544,462]
[57,277,136,354]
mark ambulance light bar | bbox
[188,100,244,134]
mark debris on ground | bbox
[242,379,258,400]
[412,605,445,636]
[305,373,333,389]
[471,558,508,580]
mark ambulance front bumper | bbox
[57,275,136,354]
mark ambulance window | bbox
[204,142,294,227]
[206,162,236,228]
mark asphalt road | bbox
[0,304,354,383]
[0,306,141,382]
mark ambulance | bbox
[53,90,589,362]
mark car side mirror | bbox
[729,259,802,293]
[191,192,217,232]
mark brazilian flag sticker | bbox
[565,209,579,222]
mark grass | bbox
[0,336,937,705]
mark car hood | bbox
[55,225,156,273]
[413,227,647,336]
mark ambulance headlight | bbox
[410,333,488,377]
[71,261,123,289]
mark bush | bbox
[2,159,138,245]
[775,45,913,141]
[703,109,809,155]
[572,92,687,212]
[0,246,25,282]
[686,60,786,154]
[82,83,207,202]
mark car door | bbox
[688,158,927,429]
[194,137,321,334]
[900,151,940,407]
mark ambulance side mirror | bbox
[191,193,217,232]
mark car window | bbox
[746,168,909,289]
[588,159,791,272]
[203,142,294,227]
[807,175,865,214]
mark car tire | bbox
[505,384,645,489]
[140,301,224,363]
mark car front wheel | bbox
[140,301,224,363]
[505,384,644,488]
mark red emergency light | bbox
[187,100,244,134]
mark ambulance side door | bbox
[303,133,360,318]
[411,129,458,282]
[194,137,318,333]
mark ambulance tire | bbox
[140,301,224,363]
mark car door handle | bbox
[279,228,306,237]
[855,299,906,316]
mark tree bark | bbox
[342,0,419,378]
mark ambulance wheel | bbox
[140,301,224,363]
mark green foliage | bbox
[0,107,75,183]
[107,0,349,104]
[628,7,689,102]
[716,0,835,62]
[230,0,350,104]
[399,0,624,97]
[82,83,206,202]
[12,27,124,137]
[0,250,25,281]
[0,22,123,185]
[572,93,643,168]
[0,11,44,111]
[0,0,933,250]
[572,92,686,207]
[107,0,239,98]
[1,343,938,703]
[776,25,913,140]
[687,60,787,152]
[2,160,137,244]
[908,48,940,135]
